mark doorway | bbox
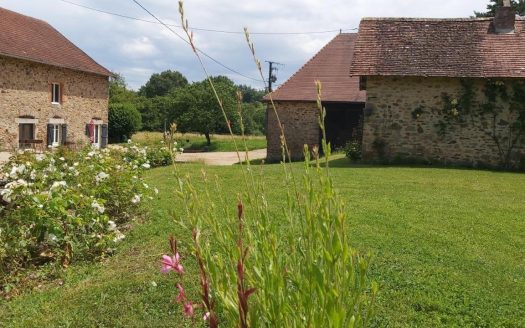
[323,102,364,150]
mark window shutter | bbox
[101,124,108,148]
[47,124,53,146]
[50,84,53,102]
[61,124,67,145]
[60,83,64,104]
[85,124,90,137]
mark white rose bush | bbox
[0,146,155,289]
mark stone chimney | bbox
[494,0,516,34]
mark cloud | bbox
[120,37,158,58]
[1,0,489,89]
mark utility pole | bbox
[266,61,283,92]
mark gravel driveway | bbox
[176,149,266,165]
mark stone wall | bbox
[363,76,525,168]
[266,101,320,162]
[0,56,109,150]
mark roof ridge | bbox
[267,33,355,99]
[361,17,494,22]
[0,6,50,26]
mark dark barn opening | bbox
[323,102,364,150]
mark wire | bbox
[128,0,262,83]
[58,0,357,35]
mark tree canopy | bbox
[139,70,188,98]
[172,76,240,145]
[475,0,525,17]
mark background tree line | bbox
[108,70,266,144]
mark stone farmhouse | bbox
[0,7,111,151]
[266,3,525,169]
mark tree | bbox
[139,70,188,98]
[109,73,139,107]
[237,84,266,103]
[475,0,525,17]
[108,103,142,143]
[173,76,238,145]
[240,102,266,135]
[138,96,174,132]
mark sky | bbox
[0,0,489,90]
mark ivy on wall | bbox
[435,79,525,169]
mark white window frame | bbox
[51,124,61,147]
[52,83,61,104]
[92,124,102,149]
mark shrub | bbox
[122,140,179,169]
[109,103,142,143]
[0,147,153,290]
[344,139,362,161]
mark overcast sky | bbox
[0,0,489,90]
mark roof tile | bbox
[350,17,525,78]
[0,7,111,76]
[265,33,365,102]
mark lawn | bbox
[130,131,267,152]
[1,158,524,327]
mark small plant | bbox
[344,139,362,161]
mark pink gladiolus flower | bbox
[161,253,184,274]
[176,283,186,303]
[183,302,194,317]
[203,312,211,321]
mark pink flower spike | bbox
[203,312,211,321]
[176,283,186,303]
[160,253,184,274]
[183,302,194,318]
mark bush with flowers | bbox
[122,139,181,169]
[0,146,155,290]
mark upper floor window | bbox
[52,83,61,104]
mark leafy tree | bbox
[475,0,525,17]
[172,76,239,145]
[109,73,139,107]
[108,103,142,143]
[237,84,266,103]
[138,96,174,132]
[139,70,188,98]
[240,101,266,135]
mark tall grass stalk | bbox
[160,2,377,326]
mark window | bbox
[19,123,35,149]
[52,83,61,104]
[51,124,61,146]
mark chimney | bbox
[494,0,516,34]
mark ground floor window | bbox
[86,121,108,149]
[18,123,35,149]
[47,123,67,148]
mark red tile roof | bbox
[0,7,111,76]
[265,33,366,102]
[350,17,525,78]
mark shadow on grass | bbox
[318,156,524,174]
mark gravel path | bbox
[176,149,266,165]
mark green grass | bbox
[130,131,267,152]
[1,158,525,327]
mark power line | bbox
[58,0,357,35]
[129,0,262,83]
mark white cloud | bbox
[120,37,158,58]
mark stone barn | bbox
[264,33,366,162]
[350,4,525,169]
